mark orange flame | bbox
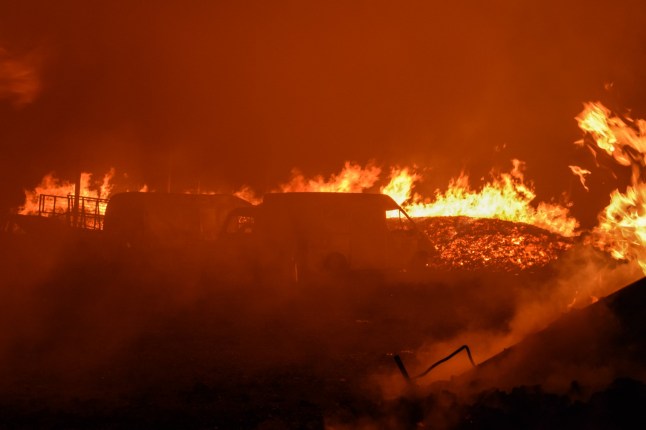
[576,101,646,272]
[232,162,382,204]
[381,160,579,237]
[18,169,114,215]
[576,102,620,156]
[279,161,381,193]
[380,167,420,206]
[244,160,579,237]
[231,160,579,237]
[593,185,646,271]
[233,185,262,205]
[22,160,580,239]
[569,165,592,191]
[576,102,646,182]
[19,169,116,217]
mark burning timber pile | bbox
[418,216,573,272]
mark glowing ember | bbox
[418,216,572,272]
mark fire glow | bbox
[244,160,580,238]
[16,101,646,273]
[19,169,115,216]
[576,102,646,272]
[388,161,579,238]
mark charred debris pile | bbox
[418,216,573,273]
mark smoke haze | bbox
[2,1,646,224]
[3,2,646,427]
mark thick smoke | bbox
[356,246,643,427]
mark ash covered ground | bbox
[0,220,644,429]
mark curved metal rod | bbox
[394,345,477,383]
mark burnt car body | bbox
[218,192,432,283]
[103,192,252,265]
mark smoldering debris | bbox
[419,216,573,273]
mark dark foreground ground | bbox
[0,232,645,429]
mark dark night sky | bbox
[2,0,646,225]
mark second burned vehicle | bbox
[217,192,433,283]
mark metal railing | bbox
[37,194,109,230]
